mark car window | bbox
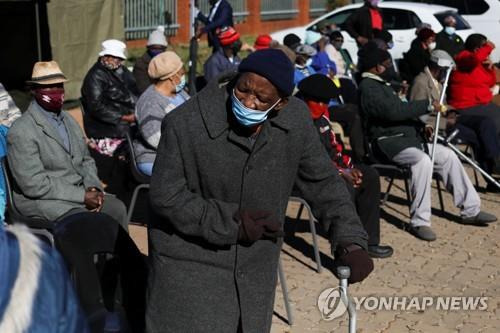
[465,0,489,14]
[308,9,356,31]
[381,8,421,30]
[434,11,471,30]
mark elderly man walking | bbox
[147,49,373,332]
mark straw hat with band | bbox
[27,61,68,85]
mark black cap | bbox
[298,74,340,103]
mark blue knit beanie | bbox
[238,49,295,96]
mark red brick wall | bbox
[126,0,314,49]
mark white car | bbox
[384,0,500,61]
[270,2,475,64]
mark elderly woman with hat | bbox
[81,39,139,193]
[147,49,373,332]
[133,26,169,94]
[133,51,189,176]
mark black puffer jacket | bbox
[81,61,139,138]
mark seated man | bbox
[298,74,393,258]
[358,46,496,241]
[7,61,128,230]
[410,49,500,192]
[203,26,242,83]
[134,51,190,176]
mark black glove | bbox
[334,243,374,284]
[235,210,283,243]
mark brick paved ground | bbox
[130,167,500,333]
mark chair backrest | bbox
[1,158,55,229]
[124,132,150,184]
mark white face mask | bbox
[428,42,437,51]
[305,58,313,67]
[444,26,456,35]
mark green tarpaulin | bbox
[47,0,124,100]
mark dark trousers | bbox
[451,104,500,181]
[54,212,147,333]
[329,104,366,162]
[343,164,380,246]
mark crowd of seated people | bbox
[1,11,500,332]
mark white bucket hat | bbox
[99,39,127,59]
[147,26,168,47]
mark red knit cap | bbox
[417,28,436,42]
[254,34,273,50]
[217,26,240,46]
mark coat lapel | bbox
[28,102,69,153]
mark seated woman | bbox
[134,51,189,176]
[298,74,393,258]
[447,34,500,187]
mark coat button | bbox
[237,269,244,278]
[245,165,252,174]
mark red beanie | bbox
[254,34,273,50]
[417,28,435,42]
[217,26,240,46]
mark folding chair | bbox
[124,133,150,224]
[288,196,322,273]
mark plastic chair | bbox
[124,133,150,224]
[288,196,322,273]
[1,158,55,245]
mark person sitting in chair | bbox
[298,74,393,258]
[358,46,496,241]
[7,61,128,231]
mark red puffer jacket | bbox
[447,43,496,109]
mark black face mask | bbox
[380,65,397,82]
[333,41,343,50]
[231,40,242,55]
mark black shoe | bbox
[367,245,394,258]
[486,183,500,193]
[461,211,497,225]
[408,225,437,241]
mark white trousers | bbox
[392,144,480,227]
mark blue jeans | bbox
[137,163,153,176]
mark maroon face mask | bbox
[34,87,65,111]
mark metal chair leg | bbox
[381,176,395,205]
[290,197,322,273]
[404,177,412,216]
[126,184,150,224]
[278,257,293,326]
[435,177,445,213]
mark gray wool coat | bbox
[147,73,368,333]
[7,102,102,221]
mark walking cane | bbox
[429,65,453,169]
[337,266,357,333]
[438,130,500,189]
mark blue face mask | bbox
[231,90,281,127]
[387,41,394,49]
[148,49,164,58]
[175,75,186,93]
[444,26,456,35]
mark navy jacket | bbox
[197,0,234,49]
